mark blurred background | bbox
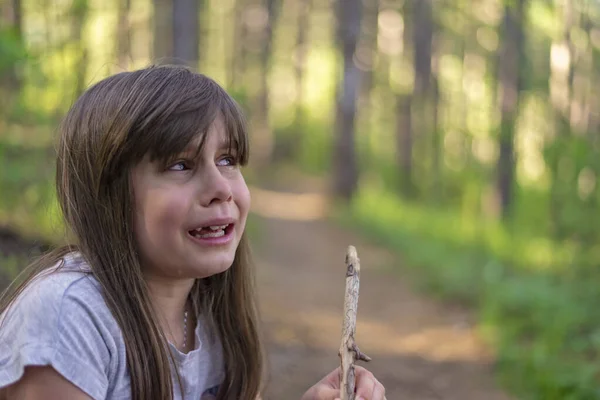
[1,0,599,398]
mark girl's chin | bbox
[188,258,235,278]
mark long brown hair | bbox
[0,65,264,399]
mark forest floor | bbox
[250,172,514,400]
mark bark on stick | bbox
[339,245,371,400]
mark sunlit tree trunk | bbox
[293,0,310,122]
[334,0,362,200]
[431,61,441,202]
[273,0,311,161]
[72,0,89,98]
[358,0,378,116]
[252,0,280,168]
[355,0,378,172]
[548,0,575,238]
[229,0,247,90]
[396,1,414,197]
[496,0,525,220]
[253,0,279,166]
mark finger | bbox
[372,378,386,400]
[354,367,377,399]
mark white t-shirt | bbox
[0,252,224,399]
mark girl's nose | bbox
[199,167,233,206]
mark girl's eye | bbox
[217,155,238,167]
[168,161,192,171]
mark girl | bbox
[0,65,385,400]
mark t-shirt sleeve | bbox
[0,273,111,400]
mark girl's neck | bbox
[145,277,195,315]
[144,274,196,350]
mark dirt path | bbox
[250,184,514,400]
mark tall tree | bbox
[548,0,576,237]
[396,2,414,197]
[115,0,132,69]
[357,0,378,111]
[173,0,200,67]
[253,0,280,165]
[413,0,433,96]
[71,0,89,97]
[334,0,362,200]
[0,0,23,111]
[153,0,173,61]
[496,0,525,219]
[293,0,311,123]
[412,0,436,199]
[272,0,312,161]
[152,0,200,67]
[430,44,441,201]
[229,0,248,90]
[356,0,378,167]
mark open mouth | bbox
[188,223,234,239]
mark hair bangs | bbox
[145,106,216,167]
[131,74,248,169]
[218,89,249,167]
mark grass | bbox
[335,185,600,400]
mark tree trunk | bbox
[397,95,413,194]
[431,70,441,202]
[334,0,362,200]
[252,0,280,166]
[358,0,378,110]
[548,0,575,238]
[153,0,173,61]
[0,0,23,97]
[72,0,89,98]
[173,0,200,67]
[396,1,414,197]
[412,0,434,198]
[273,0,311,161]
[115,0,132,69]
[229,0,247,90]
[496,0,525,220]
[413,0,433,96]
[294,0,310,120]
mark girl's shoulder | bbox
[0,252,124,400]
[1,251,114,337]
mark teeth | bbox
[194,230,226,239]
[209,224,228,230]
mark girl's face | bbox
[131,116,250,280]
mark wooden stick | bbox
[339,245,371,400]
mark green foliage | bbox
[0,29,27,74]
[0,137,62,243]
[337,187,600,400]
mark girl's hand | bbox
[300,366,386,400]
